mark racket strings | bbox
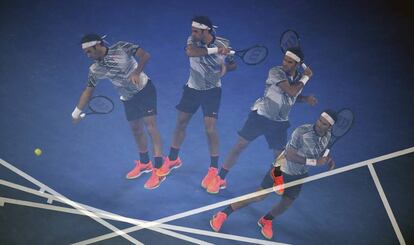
[280,30,301,53]
[332,110,354,137]
[89,97,114,113]
[243,46,268,64]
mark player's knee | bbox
[146,125,157,135]
[235,140,249,151]
[204,124,216,135]
[130,121,144,134]
[132,127,145,137]
[177,119,189,130]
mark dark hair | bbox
[80,33,102,44]
[286,47,304,62]
[322,109,338,123]
[192,16,213,33]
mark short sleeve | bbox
[288,127,303,150]
[267,67,288,85]
[87,65,99,87]
[118,41,140,57]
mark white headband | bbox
[82,40,101,49]
[192,21,218,30]
[285,51,301,62]
[321,112,335,125]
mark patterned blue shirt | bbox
[281,124,331,175]
[252,66,302,121]
[87,41,150,101]
[186,35,233,90]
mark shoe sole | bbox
[126,168,152,179]
[206,183,227,194]
[157,162,182,177]
[207,186,226,194]
[257,220,273,240]
[144,176,166,190]
[209,219,220,232]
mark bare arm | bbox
[76,86,95,110]
[185,45,231,57]
[278,80,305,97]
[278,66,314,97]
[285,147,333,167]
[72,86,95,123]
[226,60,237,72]
[297,94,318,105]
[185,44,208,57]
[129,48,150,85]
[134,47,150,74]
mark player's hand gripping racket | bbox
[323,108,354,157]
[280,29,308,70]
[80,95,114,118]
[229,45,268,65]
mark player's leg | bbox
[124,96,153,180]
[258,172,306,239]
[204,116,219,159]
[201,87,221,160]
[130,80,165,189]
[171,111,193,150]
[158,85,200,176]
[130,118,149,154]
[264,120,290,195]
[143,115,162,157]
[206,111,264,194]
[139,80,162,158]
[210,166,273,232]
[200,87,222,188]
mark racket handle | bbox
[323,149,330,157]
[80,113,86,118]
[229,50,235,55]
[301,63,307,70]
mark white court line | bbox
[0,196,284,245]
[0,179,212,245]
[367,164,406,245]
[0,180,279,245]
[0,197,213,245]
[0,159,142,245]
[74,146,414,244]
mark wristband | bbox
[207,47,218,55]
[299,75,310,85]
[306,158,317,166]
[72,107,82,119]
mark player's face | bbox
[191,27,204,41]
[282,56,297,73]
[315,116,332,136]
[83,46,99,60]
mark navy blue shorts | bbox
[238,111,290,150]
[176,85,221,118]
[122,80,157,121]
[260,165,308,200]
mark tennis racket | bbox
[229,45,268,65]
[323,108,354,157]
[280,29,308,70]
[80,95,114,118]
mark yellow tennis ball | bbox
[34,148,42,156]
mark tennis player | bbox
[71,33,166,189]
[210,110,337,239]
[205,47,317,194]
[156,16,237,186]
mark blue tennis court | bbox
[1,0,413,244]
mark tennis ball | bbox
[34,148,42,156]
